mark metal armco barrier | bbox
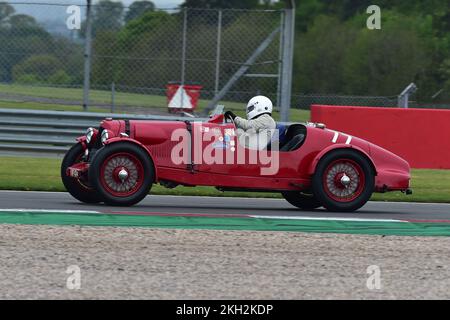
[0,108,203,156]
[310,104,450,169]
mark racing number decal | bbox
[331,130,352,145]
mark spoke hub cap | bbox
[323,160,365,202]
[116,167,129,182]
[336,173,351,188]
[101,154,143,196]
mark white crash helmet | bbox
[246,95,273,120]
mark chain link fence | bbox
[293,94,398,109]
[0,1,447,117]
[0,2,285,114]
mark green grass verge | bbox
[0,156,449,203]
[0,100,106,112]
[0,83,311,122]
[0,83,165,108]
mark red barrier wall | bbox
[310,105,450,169]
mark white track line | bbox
[0,209,100,214]
[0,190,70,195]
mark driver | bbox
[224,95,276,150]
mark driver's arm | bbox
[234,116,264,131]
[235,115,276,132]
[225,111,264,131]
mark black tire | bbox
[61,143,103,204]
[89,142,154,206]
[312,149,375,212]
[281,191,322,210]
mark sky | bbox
[98,0,184,8]
[8,0,184,9]
[118,0,183,7]
[7,0,184,34]
[8,0,184,19]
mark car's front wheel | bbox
[312,150,374,212]
[89,142,154,206]
[281,191,322,210]
[61,143,103,204]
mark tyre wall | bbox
[310,104,450,169]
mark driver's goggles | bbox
[247,104,255,114]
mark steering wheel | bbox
[224,113,236,126]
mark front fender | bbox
[308,143,377,176]
[103,137,159,181]
[76,136,88,150]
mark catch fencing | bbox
[0,2,285,113]
[0,1,446,116]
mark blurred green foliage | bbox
[0,0,448,104]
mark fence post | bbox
[83,0,93,112]
[180,8,188,109]
[276,11,285,112]
[398,83,417,108]
[279,0,295,122]
[214,10,223,95]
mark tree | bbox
[342,12,429,96]
[293,15,356,94]
[124,1,155,23]
[94,0,124,33]
[0,2,14,26]
[441,59,450,100]
[12,54,71,84]
[0,10,54,82]
[80,0,124,37]
[294,0,324,32]
[8,14,40,29]
[319,0,374,20]
[111,11,180,88]
[181,0,259,9]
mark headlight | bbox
[101,129,110,145]
[86,127,95,144]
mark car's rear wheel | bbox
[89,142,154,206]
[281,191,322,210]
[312,150,374,212]
[61,143,103,204]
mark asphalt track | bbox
[1,190,450,221]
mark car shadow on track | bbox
[70,201,399,217]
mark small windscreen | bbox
[211,105,224,116]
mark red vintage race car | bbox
[62,107,411,212]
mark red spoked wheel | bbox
[61,143,103,204]
[100,153,144,198]
[322,159,365,203]
[90,142,154,206]
[312,150,374,212]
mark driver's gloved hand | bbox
[224,111,236,120]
